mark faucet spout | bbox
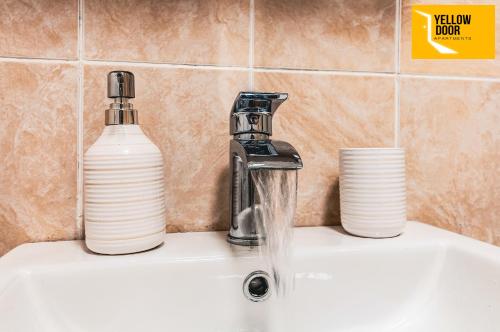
[228,140,302,246]
[231,140,303,170]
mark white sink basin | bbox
[1,221,499,332]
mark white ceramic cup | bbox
[339,148,407,238]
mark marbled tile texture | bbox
[400,78,500,245]
[254,72,395,226]
[0,62,78,255]
[1,0,499,255]
[84,0,249,66]
[0,0,77,59]
[254,0,396,72]
[84,66,249,233]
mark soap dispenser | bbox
[84,71,167,255]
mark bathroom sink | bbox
[0,221,498,332]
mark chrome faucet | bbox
[228,92,303,246]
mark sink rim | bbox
[1,221,498,274]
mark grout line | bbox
[84,58,249,69]
[83,59,393,78]
[253,67,396,77]
[0,56,78,64]
[82,59,250,71]
[394,0,402,148]
[76,0,84,239]
[400,72,500,82]
[0,59,498,83]
[248,0,255,90]
[394,76,400,148]
[395,0,402,74]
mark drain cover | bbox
[243,270,271,302]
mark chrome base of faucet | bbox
[227,234,263,246]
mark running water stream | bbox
[251,169,298,298]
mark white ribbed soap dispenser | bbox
[84,71,166,254]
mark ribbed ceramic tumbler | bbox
[339,148,407,238]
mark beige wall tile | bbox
[0,0,496,253]
[84,65,249,233]
[0,0,77,59]
[84,0,249,66]
[0,62,78,255]
[254,0,396,72]
[254,72,395,226]
[400,77,500,245]
[401,0,500,77]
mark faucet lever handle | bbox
[268,92,288,114]
[232,92,288,114]
[230,91,288,138]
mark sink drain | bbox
[243,270,271,302]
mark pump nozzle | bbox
[107,71,135,99]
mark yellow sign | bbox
[412,5,495,59]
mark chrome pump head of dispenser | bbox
[105,71,139,125]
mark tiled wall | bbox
[0,0,498,255]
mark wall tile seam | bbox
[399,73,500,82]
[1,56,497,82]
[248,0,255,90]
[395,0,402,148]
[0,56,78,64]
[395,0,402,74]
[76,0,84,239]
[394,76,400,148]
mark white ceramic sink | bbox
[0,221,499,332]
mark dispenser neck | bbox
[105,98,138,125]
